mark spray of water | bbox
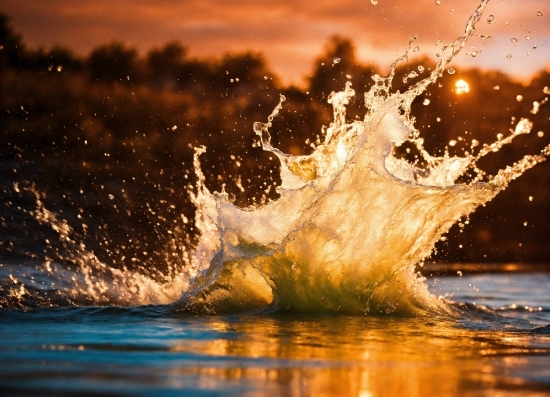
[1,184,194,307]
[2,0,548,314]
[175,0,550,315]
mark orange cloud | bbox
[1,0,548,84]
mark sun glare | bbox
[455,79,470,94]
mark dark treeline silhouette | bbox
[1,12,549,276]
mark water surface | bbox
[1,272,549,397]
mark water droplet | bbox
[524,221,528,226]
[418,65,425,73]
[511,38,517,43]
[371,0,378,4]
[333,57,341,64]
[450,9,454,14]
[487,15,495,24]
[413,46,419,52]
[435,0,440,4]
[529,196,534,201]
[470,51,479,57]
[423,98,431,106]
[435,39,443,46]
[533,46,537,50]
[537,131,544,138]
[525,36,531,41]
[493,85,500,90]
[447,68,455,74]
[537,11,543,16]
[543,86,550,94]
[56,65,63,72]
[506,54,512,59]
[449,140,457,147]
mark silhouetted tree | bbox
[308,36,378,100]
[216,52,279,91]
[147,41,187,89]
[22,46,83,72]
[0,13,25,69]
[87,42,143,84]
[530,69,550,92]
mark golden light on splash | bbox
[455,79,470,94]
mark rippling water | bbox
[1,272,549,396]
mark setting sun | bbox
[455,79,470,94]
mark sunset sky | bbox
[1,0,548,85]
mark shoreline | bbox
[420,262,550,276]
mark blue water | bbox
[1,272,549,397]
[430,273,550,327]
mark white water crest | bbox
[176,0,550,315]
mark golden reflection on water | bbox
[166,315,550,397]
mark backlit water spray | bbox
[2,0,549,314]
[176,0,549,315]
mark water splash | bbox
[175,0,550,315]
[2,0,548,314]
[1,185,193,307]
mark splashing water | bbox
[175,0,550,315]
[2,0,549,315]
[0,185,193,307]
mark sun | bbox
[455,79,470,94]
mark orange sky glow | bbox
[1,0,548,86]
